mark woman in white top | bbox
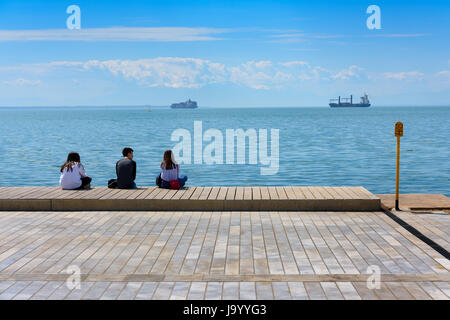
[59,152,92,190]
[156,150,187,189]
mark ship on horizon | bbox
[329,94,371,108]
[170,99,198,109]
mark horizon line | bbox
[1,105,449,108]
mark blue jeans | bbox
[160,175,188,189]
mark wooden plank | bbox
[318,187,335,199]
[243,187,252,200]
[355,186,377,199]
[208,187,220,200]
[111,189,136,199]
[334,187,353,199]
[275,187,288,199]
[190,187,204,200]
[260,187,270,200]
[36,187,67,199]
[251,187,261,200]
[127,188,149,200]
[0,187,15,197]
[317,187,335,199]
[16,186,48,199]
[342,187,360,199]
[63,188,99,200]
[0,187,24,198]
[47,188,74,199]
[170,188,189,200]
[99,188,123,200]
[117,189,138,199]
[180,187,196,200]
[53,189,79,199]
[268,187,278,200]
[290,186,306,199]
[4,187,41,199]
[199,187,212,200]
[324,187,343,199]
[225,187,236,200]
[81,187,113,200]
[3,187,38,198]
[346,187,367,199]
[163,189,179,200]
[145,187,165,200]
[235,187,244,200]
[74,187,101,200]
[63,189,90,199]
[308,187,326,199]
[283,186,297,200]
[216,187,228,200]
[153,188,171,200]
[300,187,314,199]
[17,187,56,199]
[135,187,157,200]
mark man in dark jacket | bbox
[116,147,137,189]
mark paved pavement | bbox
[0,210,448,300]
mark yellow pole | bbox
[395,135,400,210]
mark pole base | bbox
[395,199,400,211]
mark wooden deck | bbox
[0,210,448,300]
[0,186,380,211]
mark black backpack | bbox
[108,179,118,189]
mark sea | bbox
[0,106,448,196]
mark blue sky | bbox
[0,0,449,106]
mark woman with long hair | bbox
[156,150,187,189]
[59,152,92,190]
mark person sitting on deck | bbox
[59,152,92,190]
[156,150,187,189]
[111,147,137,189]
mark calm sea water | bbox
[0,106,448,195]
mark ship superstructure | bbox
[329,94,370,107]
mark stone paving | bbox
[0,210,448,300]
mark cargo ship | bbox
[329,94,370,107]
[170,99,198,109]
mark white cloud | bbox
[3,58,436,90]
[89,58,228,88]
[383,71,424,80]
[279,61,308,67]
[28,58,340,89]
[436,70,450,77]
[229,61,274,90]
[269,33,308,43]
[0,27,229,42]
[332,65,364,80]
[365,33,430,38]
[1,78,41,86]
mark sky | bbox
[0,0,449,107]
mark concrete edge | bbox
[0,198,381,212]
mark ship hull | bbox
[329,103,371,108]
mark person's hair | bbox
[161,150,176,170]
[60,152,81,173]
[122,147,134,157]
